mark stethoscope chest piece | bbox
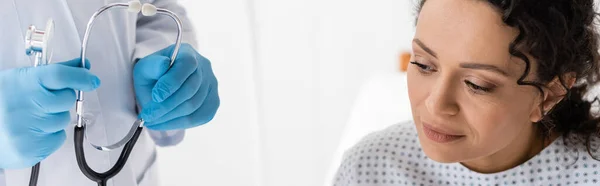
[25,19,54,67]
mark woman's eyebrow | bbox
[413,38,510,77]
[413,38,438,58]
[460,63,509,77]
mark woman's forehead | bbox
[415,0,525,77]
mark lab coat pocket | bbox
[136,159,160,186]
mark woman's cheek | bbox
[407,68,432,106]
[462,104,508,145]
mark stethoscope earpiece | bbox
[127,1,142,13]
[141,3,158,16]
[126,1,159,16]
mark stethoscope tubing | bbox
[74,126,144,186]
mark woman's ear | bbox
[530,73,576,122]
[541,73,577,114]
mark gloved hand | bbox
[134,44,220,131]
[0,59,100,169]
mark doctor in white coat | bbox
[0,0,220,185]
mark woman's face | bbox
[408,0,545,165]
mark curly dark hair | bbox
[416,0,600,159]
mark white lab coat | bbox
[0,0,197,185]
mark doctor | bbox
[0,0,220,186]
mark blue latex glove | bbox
[0,59,100,169]
[134,44,220,131]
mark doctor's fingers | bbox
[6,111,70,134]
[146,88,220,131]
[152,52,199,102]
[140,71,202,122]
[133,55,170,85]
[32,88,79,114]
[56,58,92,70]
[35,130,66,157]
[32,111,71,134]
[34,63,100,91]
[15,130,66,168]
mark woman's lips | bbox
[422,122,465,143]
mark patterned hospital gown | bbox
[334,122,600,186]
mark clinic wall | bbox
[157,0,417,185]
[253,0,416,186]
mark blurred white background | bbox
[155,0,418,185]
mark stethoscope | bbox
[23,1,183,186]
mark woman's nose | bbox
[425,80,460,116]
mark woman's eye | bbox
[410,61,435,73]
[464,80,493,93]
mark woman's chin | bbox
[419,140,465,163]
